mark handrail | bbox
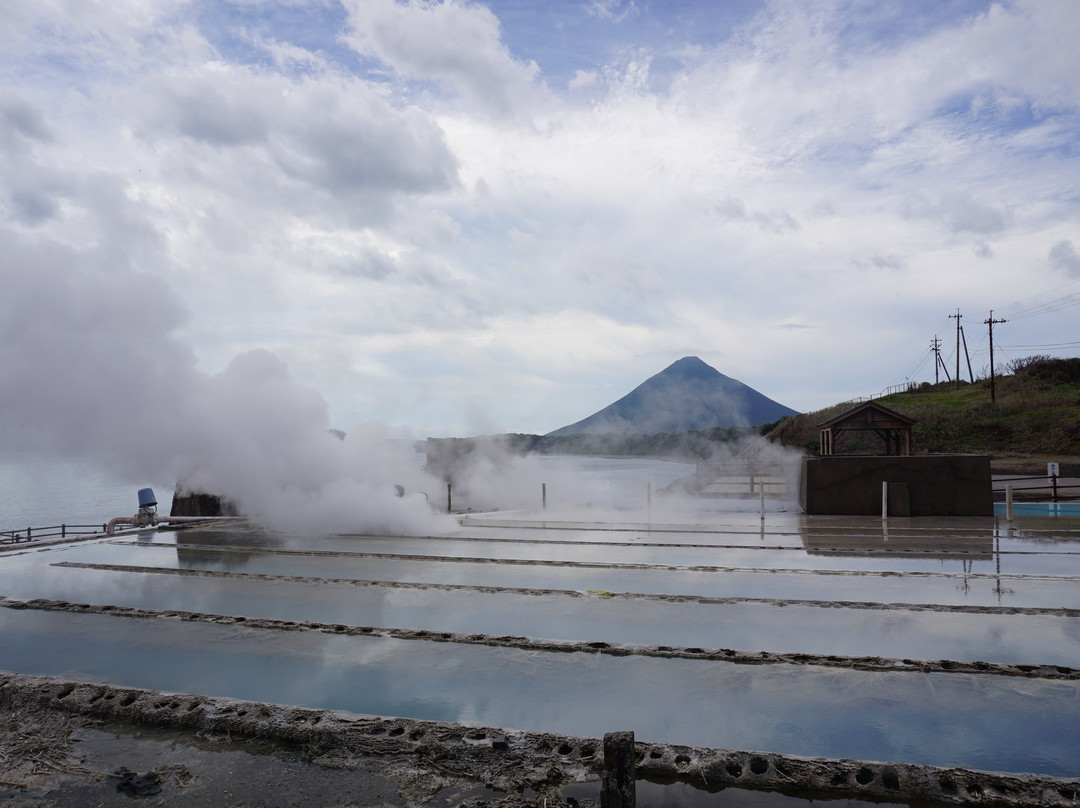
[0,523,109,545]
[992,475,1079,503]
[3,515,245,544]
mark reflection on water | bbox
[4,465,1080,781]
[2,607,1079,777]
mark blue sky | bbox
[2,0,1079,450]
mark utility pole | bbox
[985,310,1007,403]
[949,309,962,389]
[959,325,975,383]
[931,338,942,384]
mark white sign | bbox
[1048,462,1060,478]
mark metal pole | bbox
[882,481,888,520]
[760,483,765,522]
[1006,484,1014,523]
[985,311,1006,403]
[960,325,974,383]
[447,483,452,513]
[950,309,962,389]
[542,482,547,510]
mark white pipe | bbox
[156,516,240,526]
[106,516,136,535]
[106,514,241,536]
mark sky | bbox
[3,0,1080,448]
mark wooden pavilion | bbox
[818,401,914,456]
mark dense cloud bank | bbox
[2,0,1079,455]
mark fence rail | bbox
[1,523,109,545]
[992,475,1080,503]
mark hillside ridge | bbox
[766,356,1080,472]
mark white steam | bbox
[429,433,804,516]
[0,228,454,535]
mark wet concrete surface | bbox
[4,511,1080,801]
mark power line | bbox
[1000,277,1080,321]
[996,340,1080,350]
[888,345,934,387]
[1006,296,1080,321]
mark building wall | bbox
[801,455,993,516]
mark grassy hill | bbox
[766,356,1080,473]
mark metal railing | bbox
[992,475,1079,503]
[876,383,917,398]
[1,523,109,545]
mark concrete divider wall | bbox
[801,455,994,516]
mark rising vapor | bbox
[0,227,454,535]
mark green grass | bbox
[767,358,1080,466]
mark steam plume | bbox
[0,227,453,535]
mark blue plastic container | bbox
[137,488,157,510]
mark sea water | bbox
[0,454,153,530]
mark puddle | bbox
[2,721,407,808]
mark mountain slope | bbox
[546,356,798,437]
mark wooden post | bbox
[447,483,452,513]
[881,481,888,520]
[1006,484,1013,523]
[601,731,635,808]
[542,482,547,510]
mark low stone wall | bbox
[3,672,1078,807]
[801,455,994,516]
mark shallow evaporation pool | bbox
[124,527,1080,578]
[23,561,1080,667]
[4,510,1080,783]
[9,542,1080,610]
[2,605,1080,778]
[9,527,1080,611]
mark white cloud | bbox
[2,0,1079,446]
[1049,240,1080,278]
[341,0,544,119]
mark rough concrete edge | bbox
[110,538,1079,582]
[52,560,1080,618]
[2,672,1078,807]
[3,596,1077,682]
